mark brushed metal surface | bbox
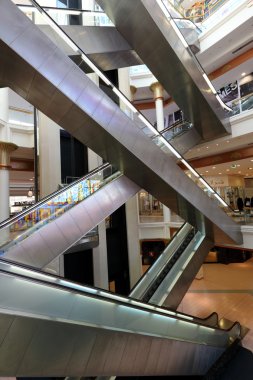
[0,0,242,247]
[130,223,193,300]
[97,0,231,141]
[0,268,236,376]
[39,24,143,71]
[3,175,139,268]
[163,236,214,309]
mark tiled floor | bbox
[177,257,253,352]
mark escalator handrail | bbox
[138,227,196,302]
[0,162,112,229]
[130,222,188,294]
[0,257,218,329]
[160,119,192,135]
[0,259,241,340]
[173,16,202,33]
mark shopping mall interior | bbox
[0,0,253,378]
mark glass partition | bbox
[0,164,120,253]
[14,1,114,26]
[231,93,253,116]
[161,120,193,141]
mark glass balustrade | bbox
[165,0,234,24]
[161,120,193,141]
[230,93,253,116]
[0,164,119,253]
[14,1,114,26]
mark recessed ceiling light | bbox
[219,172,222,175]
[250,159,253,162]
[241,72,246,76]
[238,171,241,174]
[231,164,237,168]
[246,173,249,176]
[237,164,240,167]
[250,168,253,170]
[212,166,216,169]
[226,140,230,143]
[226,169,230,171]
[216,143,219,146]
[205,170,209,173]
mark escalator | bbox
[0,0,242,247]
[0,258,242,377]
[130,223,208,309]
[160,119,202,155]
[96,0,231,142]
[0,164,139,269]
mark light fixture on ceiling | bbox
[241,72,246,76]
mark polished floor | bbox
[177,257,253,353]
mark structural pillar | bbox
[0,141,18,222]
[0,141,18,246]
[130,85,137,104]
[38,113,62,275]
[38,112,61,198]
[150,82,165,132]
[150,82,171,232]
[87,72,109,290]
[118,67,142,288]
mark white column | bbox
[150,82,165,132]
[37,113,61,274]
[0,141,18,222]
[118,67,142,287]
[150,82,172,228]
[0,170,9,224]
[38,112,61,198]
[0,88,9,123]
[125,196,142,287]
[93,221,109,289]
[87,72,109,290]
[0,141,18,245]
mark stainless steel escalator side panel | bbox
[96,0,231,141]
[0,0,242,245]
[169,126,202,155]
[130,223,193,300]
[162,235,214,310]
[39,24,143,71]
[2,175,139,268]
[0,269,236,376]
[0,310,224,377]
